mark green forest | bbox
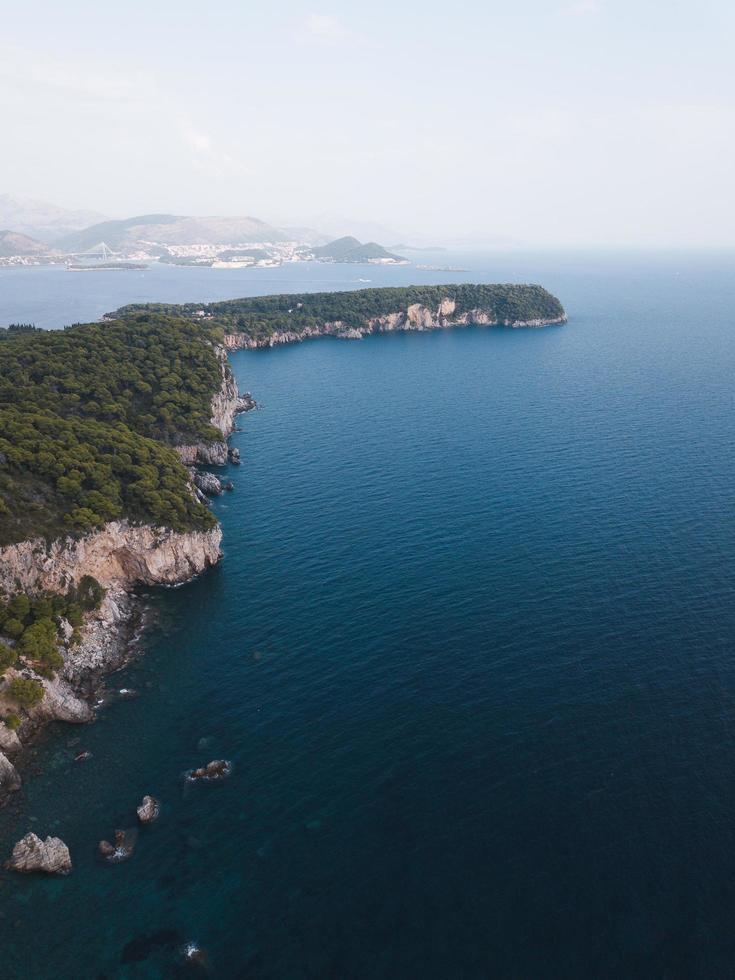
[0,314,221,545]
[112,283,565,343]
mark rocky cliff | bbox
[0,522,222,596]
[175,345,250,465]
[221,297,566,350]
[0,521,222,797]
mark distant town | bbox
[0,197,414,271]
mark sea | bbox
[0,251,734,978]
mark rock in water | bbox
[0,751,21,793]
[137,795,160,824]
[6,833,72,874]
[98,828,137,862]
[187,759,232,781]
[236,392,257,412]
[228,447,241,465]
[192,471,223,497]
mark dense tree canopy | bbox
[0,314,221,543]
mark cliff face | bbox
[0,522,222,595]
[176,346,240,465]
[0,521,223,792]
[221,297,566,350]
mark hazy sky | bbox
[3,0,734,246]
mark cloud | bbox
[300,13,351,45]
[0,44,152,102]
[564,0,601,14]
[179,121,243,179]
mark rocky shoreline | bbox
[220,298,567,350]
[0,345,250,804]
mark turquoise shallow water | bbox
[1,252,735,977]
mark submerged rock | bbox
[98,828,137,863]
[6,833,72,874]
[137,795,160,824]
[187,759,232,782]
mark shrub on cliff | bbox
[7,594,30,623]
[7,677,44,708]
[3,619,24,640]
[74,576,105,611]
[19,619,58,666]
[0,643,17,676]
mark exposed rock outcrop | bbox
[6,833,72,874]
[0,523,223,596]
[176,345,252,465]
[186,759,232,781]
[176,441,229,466]
[192,471,223,497]
[0,751,20,793]
[237,392,257,412]
[137,795,160,824]
[0,723,21,754]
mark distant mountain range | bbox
[0,195,414,261]
[0,195,106,243]
[313,236,406,264]
[54,213,299,252]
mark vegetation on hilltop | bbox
[312,236,405,263]
[112,283,565,344]
[0,315,221,544]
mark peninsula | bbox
[0,283,565,800]
[112,283,567,347]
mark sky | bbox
[2,0,734,247]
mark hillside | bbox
[56,214,290,252]
[313,236,406,263]
[0,195,105,243]
[0,230,52,258]
[0,316,222,545]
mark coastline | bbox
[220,302,567,351]
[0,297,564,804]
[0,347,242,802]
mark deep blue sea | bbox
[1,252,735,978]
